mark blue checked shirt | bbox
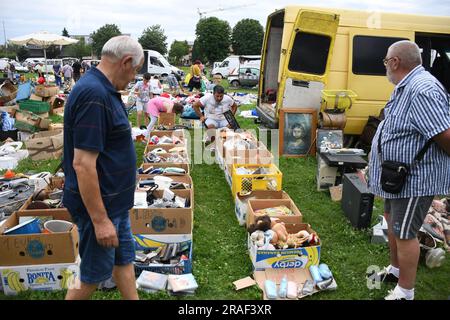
[368,65,450,199]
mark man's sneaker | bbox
[367,265,399,283]
[384,286,413,300]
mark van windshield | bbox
[288,32,331,75]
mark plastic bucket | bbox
[4,218,41,235]
[154,176,173,190]
[44,220,73,233]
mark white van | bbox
[139,50,173,78]
[211,55,261,78]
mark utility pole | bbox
[2,20,7,51]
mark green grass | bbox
[1,97,448,300]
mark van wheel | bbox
[214,73,223,79]
[230,80,240,88]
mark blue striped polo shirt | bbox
[63,67,137,218]
[368,65,450,199]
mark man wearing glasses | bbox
[369,40,450,300]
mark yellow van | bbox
[257,6,450,137]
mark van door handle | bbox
[292,80,310,88]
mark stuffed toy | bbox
[270,218,288,243]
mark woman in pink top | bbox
[145,97,184,134]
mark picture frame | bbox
[279,108,317,157]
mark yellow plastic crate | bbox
[321,90,357,111]
[231,164,282,196]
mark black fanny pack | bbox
[377,121,433,194]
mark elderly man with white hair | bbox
[63,35,144,300]
[368,40,450,300]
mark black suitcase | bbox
[341,173,374,229]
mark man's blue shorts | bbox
[72,213,135,284]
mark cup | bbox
[44,220,73,233]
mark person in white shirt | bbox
[149,75,162,97]
[193,85,238,129]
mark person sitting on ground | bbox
[133,72,151,128]
[145,96,184,135]
[188,60,202,92]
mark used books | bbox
[167,273,198,293]
[136,271,168,291]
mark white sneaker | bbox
[384,286,413,300]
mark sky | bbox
[2,0,450,49]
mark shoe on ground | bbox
[384,286,413,300]
[367,265,399,283]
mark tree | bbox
[62,28,70,37]
[191,39,203,63]
[232,19,264,55]
[195,17,231,64]
[138,25,168,55]
[91,24,121,57]
[64,38,92,59]
[168,40,189,65]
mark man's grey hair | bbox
[389,40,422,70]
[101,35,144,67]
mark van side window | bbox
[352,35,407,76]
[221,61,229,67]
[288,32,331,75]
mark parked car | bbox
[0,58,8,71]
[9,60,28,73]
[212,55,260,79]
[228,66,260,88]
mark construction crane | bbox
[197,3,256,19]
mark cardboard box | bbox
[25,129,63,161]
[144,144,187,155]
[224,147,274,167]
[148,129,186,145]
[249,223,321,270]
[0,259,79,295]
[29,94,47,102]
[179,118,202,129]
[48,96,65,115]
[34,85,59,98]
[14,109,41,128]
[158,113,176,127]
[137,174,193,189]
[247,198,302,227]
[0,210,79,266]
[235,191,291,227]
[141,162,190,175]
[253,268,318,300]
[129,189,193,235]
[49,123,64,131]
[215,129,259,159]
[52,107,65,117]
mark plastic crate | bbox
[19,100,51,114]
[14,120,39,133]
[321,90,357,111]
[133,241,193,277]
[231,164,282,196]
